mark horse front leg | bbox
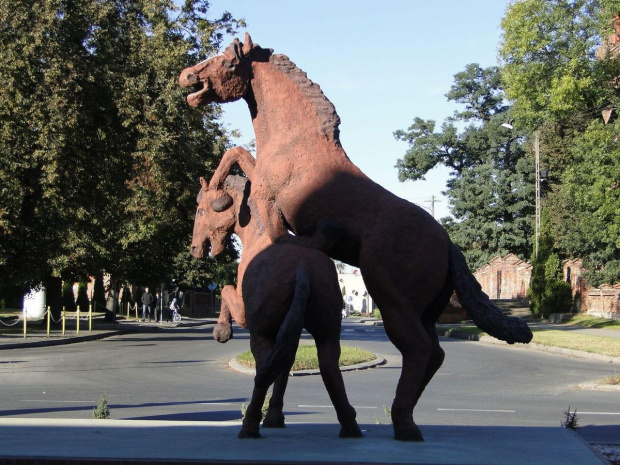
[213,285,245,343]
[209,146,256,188]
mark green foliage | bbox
[529,234,573,318]
[552,120,620,285]
[93,393,110,419]
[372,308,382,319]
[499,0,605,127]
[395,64,534,270]
[0,0,242,299]
[500,1,620,286]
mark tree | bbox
[394,64,535,270]
[0,0,242,303]
[500,0,620,284]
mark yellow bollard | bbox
[135,303,139,320]
[76,306,80,335]
[62,307,66,336]
[126,301,130,318]
[23,311,27,340]
[46,306,51,338]
[89,302,92,332]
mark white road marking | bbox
[298,405,377,410]
[199,402,233,406]
[438,408,516,413]
[579,411,620,416]
[21,400,93,403]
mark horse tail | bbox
[255,265,310,386]
[449,243,533,344]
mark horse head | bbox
[179,33,270,107]
[191,176,236,258]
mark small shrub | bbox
[372,309,382,319]
[93,393,110,419]
[240,392,271,420]
[561,406,578,430]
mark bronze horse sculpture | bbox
[181,34,532,441]
[192,171,362,439]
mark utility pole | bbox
[424,195,442,219]
[534,130,541,259]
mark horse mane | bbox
[268,53,341,143]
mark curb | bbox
[228,356,387,376]
[437,328,620,365]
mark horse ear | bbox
[200,177,208,190]
[211,193,234,212]
[242,33,253,55]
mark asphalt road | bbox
[0,320,618,441]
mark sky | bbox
[206,1,510,219]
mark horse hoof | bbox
[263,412,285,428]
[393,424,424,442]
[238,428,262,439]
[213,324,233,343]
[339,425,364,438]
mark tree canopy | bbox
[0,0,242,302]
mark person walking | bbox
[152,291,160,322]
[141,287,154,322]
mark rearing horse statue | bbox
[180,33,532,442]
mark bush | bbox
[541,281,573,317]
[372,308,382,319]
[93,393,110,419]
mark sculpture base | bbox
[0,418,605,464]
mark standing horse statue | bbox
[192,171,362,439]
[180,34,532,442]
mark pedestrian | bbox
[141,287,153,322]
[152,291,160,322]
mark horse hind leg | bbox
[381,308,433,442]
[414,282,453,403]
[239,337,274,439]
[262,371,289,428]
[315,336,363,438]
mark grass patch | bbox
[600,374,620,385]
[441,326,484,337]
[236,343,376,371]
[561,314,620,331]
[440,325,620,358]
[531,329,620,357]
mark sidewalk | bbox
[0,316,217,350]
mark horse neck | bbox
[246,58,343,156]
